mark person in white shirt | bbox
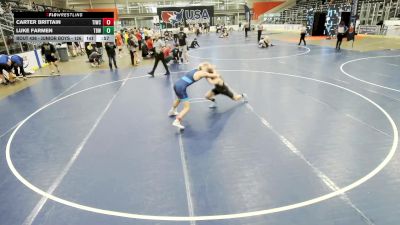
[299,25,307,46]
[336,21,348,50]
[257,24,264,42]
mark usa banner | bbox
[157,6,214,28]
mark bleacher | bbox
[276,0,399,25]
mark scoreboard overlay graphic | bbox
[13,12,115,42]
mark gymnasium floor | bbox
[1,32,400,225]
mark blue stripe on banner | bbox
[34,49,42,68]
[182,76,193,84]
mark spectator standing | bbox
[115,31,124,57]
[135,30,143,51]
[105,42,117,70]
[347,23,356,48]
[163,44,173,64]
[298,24,307,46]
[146,37,154,56]
[128,34,138,66]
[244,22,249,38]
[336,21,348,50]
[177,27,189,64]
[41,42,60,75]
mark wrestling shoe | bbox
[242,93,248,103]
[172,119,185,130]
[208,101,217,108]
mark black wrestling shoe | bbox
[209,101,217,108]
[148,72,154,77]
[164,72,170,76]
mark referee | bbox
[257,23,263,42]
[148,35,170,77]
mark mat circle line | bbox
[5,70,398,221]
[340,55,400,92]
[187,44,310,60]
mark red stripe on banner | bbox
[253,2,284,20]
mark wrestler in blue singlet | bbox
[173,68,199,101]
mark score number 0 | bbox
[103,18,114,26]
[102,18,114,35]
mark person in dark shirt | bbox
[177,27,189,64]
[189,38,200,48]
[41,42,60,75]
[347,23,356,48]
[172,44,180,63]
[105,42,117,70]
[141,42,149,58]
[205,70,248,108]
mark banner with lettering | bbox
[157,6,214,27]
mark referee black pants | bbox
[299,33,306,45]
[150,52,170,74]
[336,33,344,49]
